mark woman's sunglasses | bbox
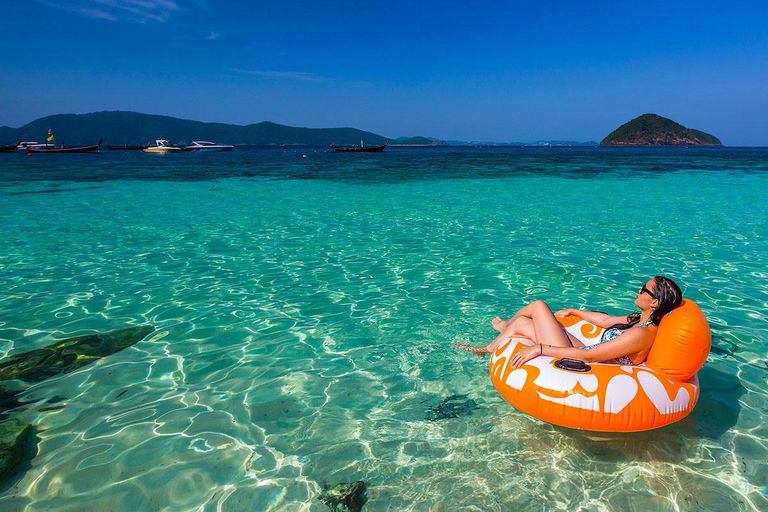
[639,285,658,299]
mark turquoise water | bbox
[0,148,767,511]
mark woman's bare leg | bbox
[457,302,540,355]
[527,300,572,348]
[491,317,507,332]
[491,306,531,332]
[455,300,576,355]
[484,316,535,353]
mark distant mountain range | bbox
[392,136,448,146]
[600,114,722,146]
[0,111,392,147]
[0,111,600,147]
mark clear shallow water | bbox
[0,148,767,511]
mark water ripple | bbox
[0,150,767,510]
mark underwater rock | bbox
[0,419,31,481]
[425,394,479,421]
[0,325,155,383]
[318,481,368,512]
[0,387,22,417]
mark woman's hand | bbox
[510,344,542,369]
[555,308,577,317]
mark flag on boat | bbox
[47,129,54,142]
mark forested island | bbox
[600,114,722,146]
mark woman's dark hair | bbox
[610,276,683,329]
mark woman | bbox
[454,276,683,368]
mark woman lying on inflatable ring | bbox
[455,276,683,367]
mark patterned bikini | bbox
[580,320,654,365]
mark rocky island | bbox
[600,113,722,146]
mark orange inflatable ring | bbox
[489,300,711,432]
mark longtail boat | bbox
[331,140,388,153]
[107,143,150,150]
[28,140,103,153]
[0,141,20,153]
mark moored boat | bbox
[144,140,182,153]
[108,143,150,151]
[184,140,234,152]
[331,140,388,153]
[17,141,55,150]
[27,140,102,153]
[0,141,20,152]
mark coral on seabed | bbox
[425,394,479,421]
[318,481,369,512]
[0,419,31,481]
[0,325,155,383]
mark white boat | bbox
[144,139,182,153]
[17,141,55,150]
[184,140,234,152]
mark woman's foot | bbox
[453,343,490,357]
[491,317,509,332]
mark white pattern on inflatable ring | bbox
[604,374,638,414]
[528,356,600,411]
[637,371,691,414]
[505,368,528,390]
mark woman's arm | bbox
[509,327,653,369]
[554,308,629,329]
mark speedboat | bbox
[184,140,234,152]
[144,139,182,153]
[17,141,55,150]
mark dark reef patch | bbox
[0,420,31,481]
[10,186,103,196]
[318,481,369,512]
[0,325,155,383]
[425,394,479,421]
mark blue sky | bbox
[1,1,767,144]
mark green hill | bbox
[600,113,722,146]
[392,136,447,146]
[0,111,390,146]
